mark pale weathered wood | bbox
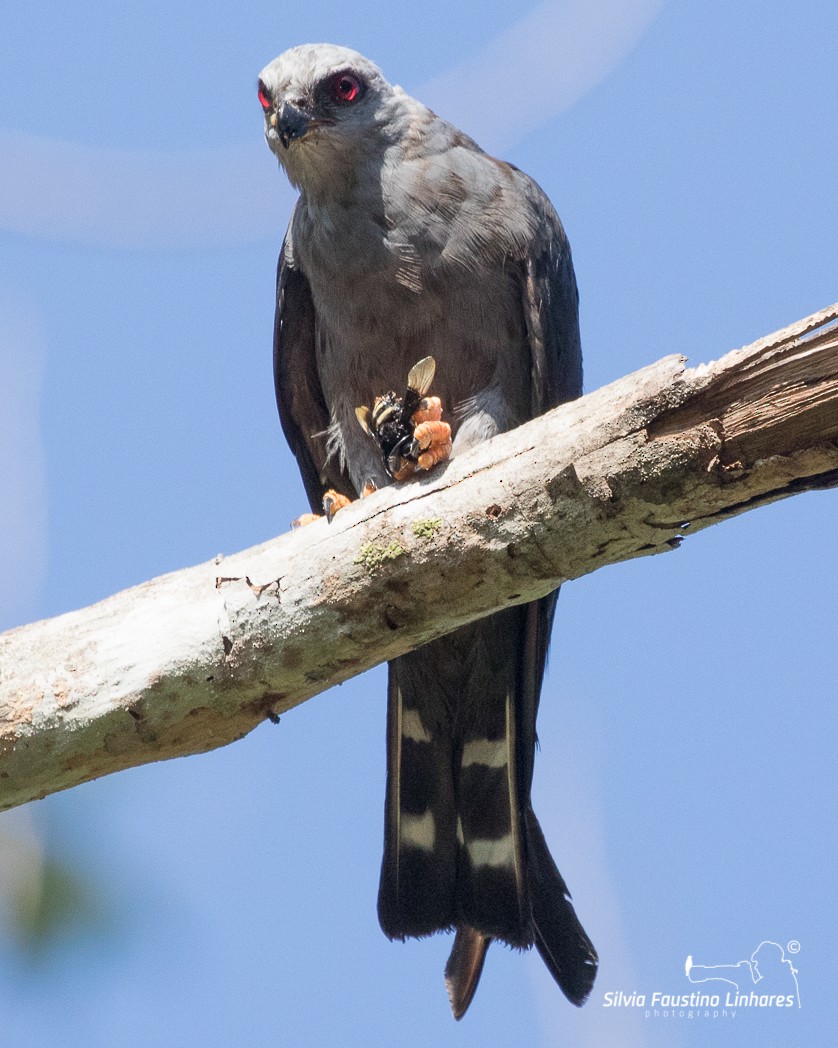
[1,304,837,811]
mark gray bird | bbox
[258,43,597,1018]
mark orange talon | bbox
[292,489,352,527]
[322,489,352,521]
[293,483,372,528]
[412,419,452,471]
[291,512,322,528]
[417,442,452,471]
[411,395,443,425]
[412,419,450,451]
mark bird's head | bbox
[258,44,394,194]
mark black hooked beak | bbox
[276,101,312,149]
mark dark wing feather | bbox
[525,807,598,1004]
[518,192,583,416]
[511,181,584,772]
[517,597,599,1007]
[273,227,356,513]
[517,183,598,1005]
[512,186,583,791]
[444,189,595,1016]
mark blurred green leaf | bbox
[1,820,117,964]
[12,855,105,955]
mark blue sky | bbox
[1,1,836,1046]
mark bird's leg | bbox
[291,481,378,528]
[410,396,452,471]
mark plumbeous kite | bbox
[258,43,597,1019]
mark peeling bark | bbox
[1,303,836,811]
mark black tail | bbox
[377,657,458,939]
[444,925,490,1021]
[377,603,597,1016]
[378,610,532,945]
[525,806,598,1004]
[443,810,596,1017]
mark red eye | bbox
[330,73,362,103]
[257,80,271,110]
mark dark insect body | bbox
[355,356,437,479]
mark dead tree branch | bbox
[2,303,837,811]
